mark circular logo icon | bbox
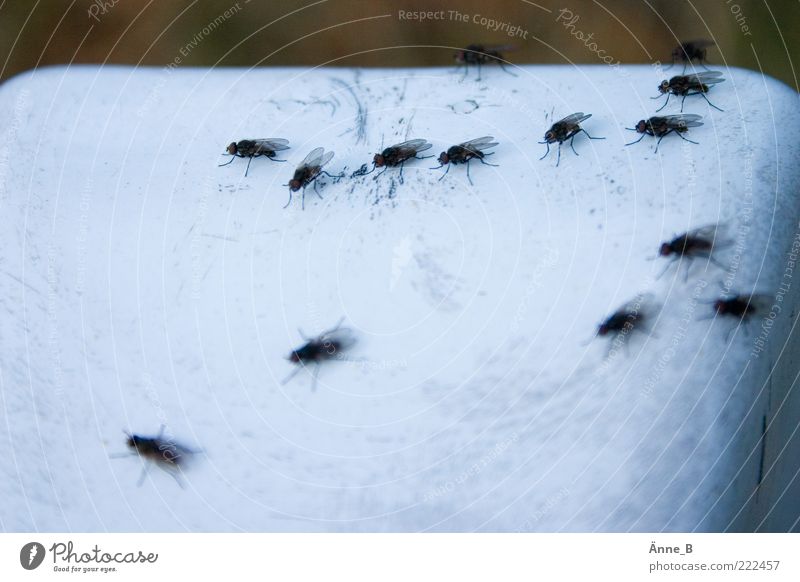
[20,542,45,570]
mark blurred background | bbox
[0,0,797,88]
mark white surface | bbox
[0,64,798,532]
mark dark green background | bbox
[1,0,797,88]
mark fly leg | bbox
[700,91,724,112]
[675,131,699,145]
[311,364,321,392]
[580,129,606,141]
[624,134,646,147]
[137,464,150,487]
[478,152,499,167]
[281,365,303,386]
[653,132,671,153]
[569,134,579,156]
[313,178,324,201]
[538,142,551,160]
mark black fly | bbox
[454,44,517,80]
[432,136,499,185]
[593,294,656,355]
[654,72,725,112]
[699,293,770,341]
[539,113,605,167]
[669,39,715,72]
[286,147,340,210]
[655,224,728,280]
[282,318,356,391]
[118,425,197,488]
[371,139,434,183]
[711,295,761,319]
[625,114,703,152]
[219,138,290,177]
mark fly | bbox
[432,136,499,185]
[625,114,703,152]
[654,71,725,112]
[219,138,290,176]
[285,147,341,210]
[370,139,434,183]
[116,425,198,488]
[539,112,605,166]
[454,44,517,80]
[282,318,356,392]
[669,39,714,72]
[655,223,728,280]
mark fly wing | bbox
[619,291,657,316]
[663,113,704,128]
[686,71,725,85]
[299,146,325,169]
[317,149,335,168]
[254,138,291,151]
[392,139,433,155]
[458,136,499,151]
[743,293,774,317]
[558,112,592,126]
[320,327,356,351]
[684,223,720,240]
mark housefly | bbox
[119,425,197,488]
[371,139,433,183]
[711,295,761,319]
[700,293,771,341]
[218,138,290,177]
[655,223,728,280]
[454,44,517,80]
[669,39,714,72]
[592,293,657,355]
[625,114,703,152]
[432,136,499,185]
[539,112,605,167]
[286,147,340,210]
[281,317,356,391]
[654,71,725,112]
